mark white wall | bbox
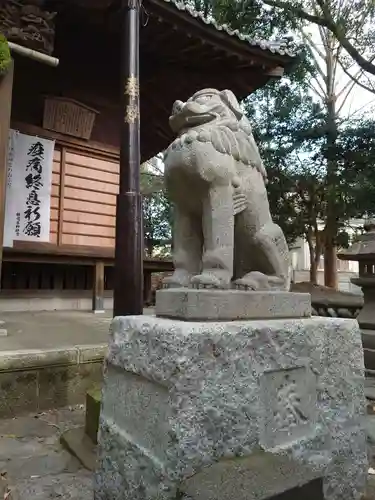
[289,220,363,294]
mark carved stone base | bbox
[94,315,367,500]
[156,288,311,321]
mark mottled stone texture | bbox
[94,315,367,500]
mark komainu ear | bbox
[219,90,243,120]
[171,100,184,116]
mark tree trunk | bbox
[307,233,318,285]
[323,32,339,289]
[310,258,318,285]
[324,238,337,289]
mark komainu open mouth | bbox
[185,113,215,127]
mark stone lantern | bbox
[339,219,375,391]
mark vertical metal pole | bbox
[113,0,143,317]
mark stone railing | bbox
[290,282,363,320]
[311,302,361,319]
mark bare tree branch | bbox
[336,77,357,115]
[302,42,327,82]
[336,65,363,101]
[341,97,375,119]
[301,29,325,60]
[339,58,375,94]
[261,0,329,26]
[331,33,343,86]
[307,80,326,100]
[363,70,375,93]
[261,0,375,77]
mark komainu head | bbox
[168,88,267,181]
[169,88,244,134]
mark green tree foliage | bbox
[0,34,11,76]
[143,189,172,258]
[141,162,172,258]
[334,118,375,217]
[247,77,375,283]
[243,78,326,281]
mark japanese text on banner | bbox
[3,130,55,247]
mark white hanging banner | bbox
[4,130,55,247]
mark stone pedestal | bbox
[94,303,367,500]
[156,289,311,321]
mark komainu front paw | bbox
[190,271,231,289]
[233,277,259,291]
[162,270,191,288]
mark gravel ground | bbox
[0,406,93,499]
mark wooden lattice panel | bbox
[50,148,61,244]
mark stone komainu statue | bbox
[163,88,290,291]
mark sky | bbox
[340,80,375,118]
[304,24,375,119]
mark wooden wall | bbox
[10,35,125,253]
[51,145,119,249]
[50,148,60,244]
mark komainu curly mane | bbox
[195,123,268,182]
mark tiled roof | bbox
[163,0,298,58]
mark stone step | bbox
[60,426,97,472]
[85,385,101,445]
[0,345,106,418]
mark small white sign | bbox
[4,130,55,247]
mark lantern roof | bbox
[339,219,375,261]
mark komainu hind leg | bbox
[234,223,290,291]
